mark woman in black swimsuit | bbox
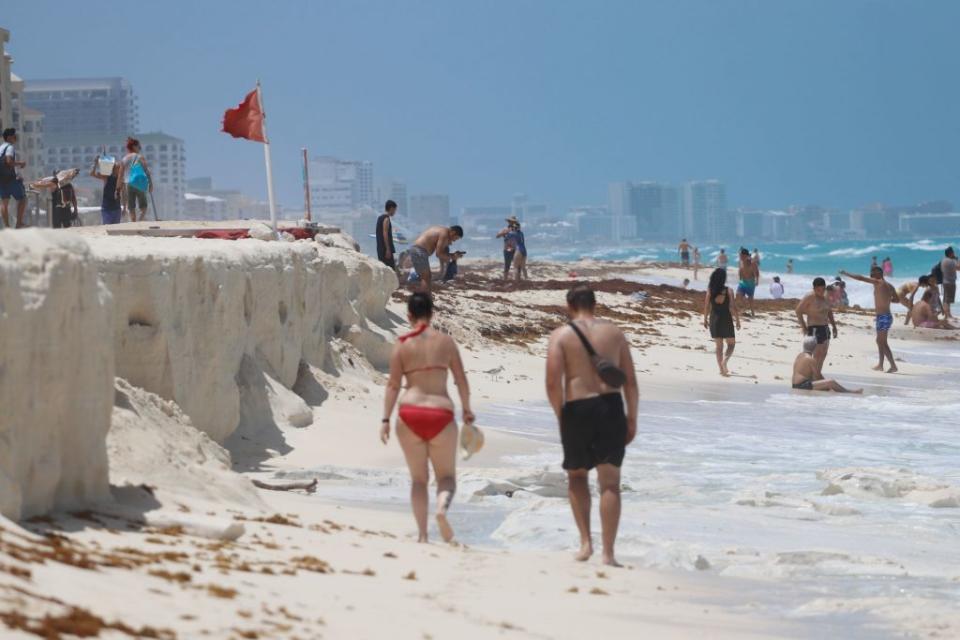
[703,268,741,377]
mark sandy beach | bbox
[2,232,959,639]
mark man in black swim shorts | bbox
[795,277,838,377]
[546,285,639,567]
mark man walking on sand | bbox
[940,247,957,319]
[792,336,862,393]
[409,225,464,292]
[545,285,638,567]
[841,267,900,373]
[795,277,838,377]
[736,249,760,317]
[376,200,398,270]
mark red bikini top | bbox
[399,323,430,343]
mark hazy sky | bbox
[5,0,959,213]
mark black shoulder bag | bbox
[567,321,627,388]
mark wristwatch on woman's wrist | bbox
[381,418,389,423]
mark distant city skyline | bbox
[3,1,959,214]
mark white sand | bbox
[1,233,957,638]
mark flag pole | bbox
[255,80,279,236]
[302,147,312,221]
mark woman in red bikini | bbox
[381,292,474,543]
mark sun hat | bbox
[459,420,484,461]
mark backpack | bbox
[126,155,149,192]
[0,144,16,185]
[932,261,944,285]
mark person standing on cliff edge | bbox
[0,128,28,229]
[376,200,398,271]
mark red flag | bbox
[222,88,266,143]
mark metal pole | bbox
[255,80,279,236]
[302,147,311,221]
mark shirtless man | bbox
[792,336,861,393]
[678,239,691,267]
[840,267,900,373]
[545,285,638,567]
[408,225,464,292]
[795,277,838,377]
[736,250,760,318]
[911,289,957,329]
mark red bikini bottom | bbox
[398,405,454,441]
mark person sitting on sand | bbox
[381,293,474,543]
[545,285,638,567]
[840,267,900,373]
[409,225,464,292]
[795,277,838,378]
[792,336,862,393]
[736,249,760,317]
[911,289,957,330]
[704,268,741,377]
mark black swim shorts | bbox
[806,325,830,344]
[560,393,627,470]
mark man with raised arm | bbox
[840,266,900,373]
[408,225,464,292]
[795,277,838,377]
[545,285,638,567]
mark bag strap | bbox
[567,321,597,357]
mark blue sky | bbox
[5,0,959,213]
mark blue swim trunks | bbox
[0,179,25,201]
[737,280,756,298]
[875,313,893,333]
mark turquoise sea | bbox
[537,238,957,280]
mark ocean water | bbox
[622,268,895,309]
[531,238,957,281]
[296,343,960,635]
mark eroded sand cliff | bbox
[0,228,396,520]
